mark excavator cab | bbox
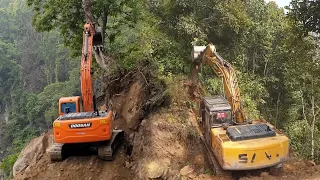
[201,96,232,128]
[58,96,81,116]
[201,96,231,145]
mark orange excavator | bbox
[48,23,124,161]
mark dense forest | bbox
[1,0,320,178]
[0,0,80,175]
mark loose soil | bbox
[12,71,320,180]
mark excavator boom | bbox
[193,44,246,124]
[81,23,103,112]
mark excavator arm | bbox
[192,44,247,124]
[81,23,103,112]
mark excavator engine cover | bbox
[59,112,103,120]
[226,124,276,141]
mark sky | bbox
[265,0,291,7]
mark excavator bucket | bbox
[93,26,103,48]
[192,46,206,61]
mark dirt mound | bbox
[96,68,168,131]
[12,131,131,180]
[14,145,131,180]
[130,109,203,179]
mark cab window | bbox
[61,103,76,114]
[211,111,232,125]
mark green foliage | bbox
[0,152,19,176]
[289,0,320,34]
[286,120,320,161]
[27,0,138,56]
[0,0,80,177]
[237,72,268,120]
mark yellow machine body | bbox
[211,123,289,170]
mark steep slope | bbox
[11,69,156,178]
[12,72,224,180]
[11,72,203,180]
[11,71,320,180]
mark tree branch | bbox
[94,49,116,72]
[101,5,109,45]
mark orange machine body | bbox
[53,111,113,144]
[53,23,112,144]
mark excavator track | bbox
[48,143,64,161]
[98,130,124,161]
[200,136,232,177]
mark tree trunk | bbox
[300,87,307,120]
[101,6,109,44]
[311,92,315,160]
[275,91,280,128]
[83,0,94,23]
[83,0,115,71]
[264,60,268,77]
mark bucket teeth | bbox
[93,26,103,48]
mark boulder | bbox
[13,132,52,176]
[194,155,205,166]
[146,161,168,179]
[180,165,194,176]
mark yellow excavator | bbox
[191,44,289,175]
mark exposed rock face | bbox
[97,69,168,131]
[13,132,53,176]
[130,109,204,180]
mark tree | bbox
[27,0,138,70]
[0,1,80,177]
[289,0,320,34]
